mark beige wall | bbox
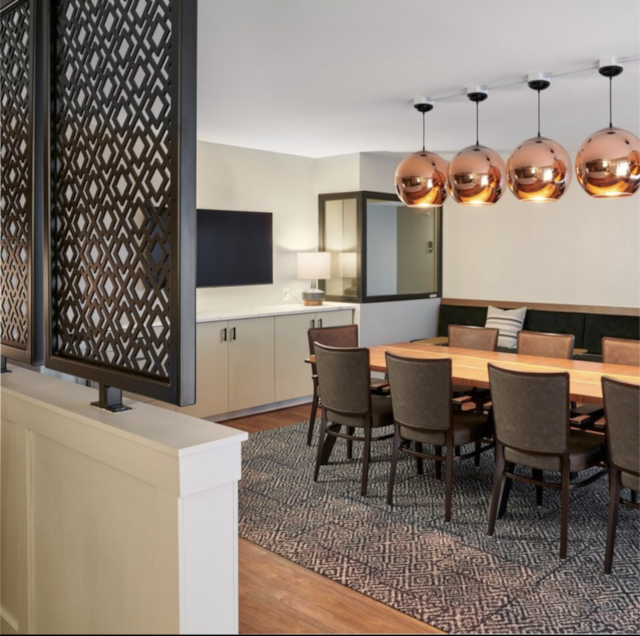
[442,152,640,308]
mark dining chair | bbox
[516,331,575,505]
[487,364,607,559]
[306,324,388,446]
[571,337,640,431]
[602,376,639,574]
[385,353,493,521]
[313,343,394,496]
[517,331,575,359]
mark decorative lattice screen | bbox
[46,0,196,404]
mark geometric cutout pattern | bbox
[0,0,31,350]
[50,0,173,378]
[240,422,640,634]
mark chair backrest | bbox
[488,364,570,455]
[448,325,498,351]
[517,331,575,360]
[602,377,640,477]
[602,337,640,367]
[386,353,452,432]
[314,343,370,416]
[308,324,359,355]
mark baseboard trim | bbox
[205,396,312,422]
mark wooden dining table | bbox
[367,341,640,406]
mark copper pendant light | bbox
[506,75,572,202]
[576,62,640,198]
[447,88,505,206]
[395,98,448,208]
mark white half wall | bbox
[442,153,640,308]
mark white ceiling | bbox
[197,0,640,158]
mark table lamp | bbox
[297,252,331,306]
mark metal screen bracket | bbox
[91,384,131,414]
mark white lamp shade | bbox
[297,252,331,280]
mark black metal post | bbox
[1,356,11,374]
[91,383,131,413]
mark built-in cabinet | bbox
[174,307,353,419]
[274,309,353,402]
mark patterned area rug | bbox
[239,422,640,634]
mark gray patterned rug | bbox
[238,422,640,634]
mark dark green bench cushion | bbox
[437,305,487,337]
[584,314,640,355]
[523,310,586,348]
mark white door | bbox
[275,313,316,402]
[228,317,275,412]
[178,321,229,418]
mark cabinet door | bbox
[314,309,353,329]
[275,314,316,402]
[228,317,275,412]
[179,321,229,418]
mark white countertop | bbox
[196,301,355,323]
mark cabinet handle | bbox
[319,318,323,328]
[310,319,315,329]
[230,327,236,341]
[222,328,227,342]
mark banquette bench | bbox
[430,299,640,361]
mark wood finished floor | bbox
[226,405,442,635]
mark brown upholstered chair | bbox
[306,324,388,446]
[571,338,640,430]
[517,331,575,359]
[448,325,499,352]
[385,353,493,521]
[515,331,575,505]
[602,377,639,574]
[313,344,394,496]
[487,364,607,559]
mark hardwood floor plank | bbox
[228,405,442,635]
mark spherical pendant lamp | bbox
[447,89,505,206]
[507,76,572,202]
[395,98,448,207]
[576,62,640,198]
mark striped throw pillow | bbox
[485,305,527,349]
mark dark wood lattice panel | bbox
[1,0,31,353]
[50,0,176,380]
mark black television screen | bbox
[196,209,273,288]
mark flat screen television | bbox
[196,209,273,288]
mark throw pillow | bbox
[485,305,527,349]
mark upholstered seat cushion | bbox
[504,430,605,472]
[400,411,492,446]
[621,471,640,492]
[325,394,393,429]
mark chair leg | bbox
[416,442,424,475]
[631,490,638,505]
[307,389,319,446]
[346,427,354,459]
[387,427,402,506]
[444,444,454,522]
[605,469,622,574]
[560,461,570,559]
[488,443,506,536]
[455,446,461,457]
[435,446,442,480]
[314,411,329,482]
[361,425,372,497]
[474,440,481,467]
[497,463,514,519]
[533,469,543,507]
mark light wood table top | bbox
[368,342,640,406]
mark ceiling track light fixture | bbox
[446,87,505,206]
[506,73,572,202]
[394,97,448,208]
[575,59,640,198]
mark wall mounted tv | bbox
[196,209,273,288]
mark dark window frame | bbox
[318,191,443,304]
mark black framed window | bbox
[319,191,442,304]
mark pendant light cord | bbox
[476,100,479,145]
[422,110,425,152]
[609,76,613,128]
[537,90,541,137]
